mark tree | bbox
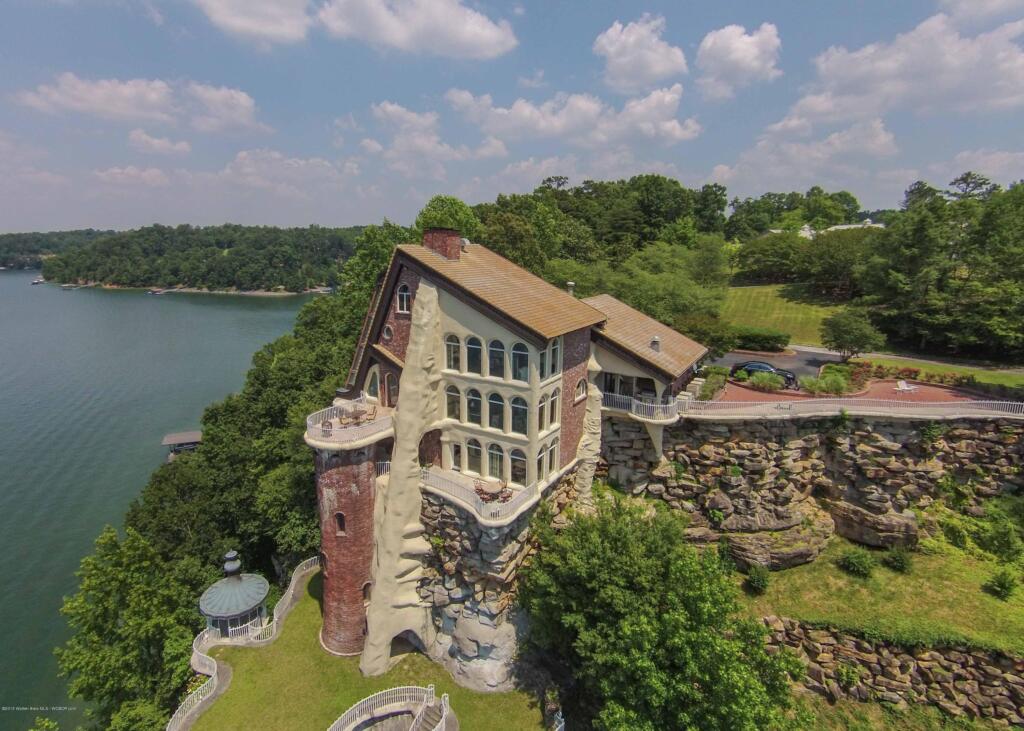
[694,183,728,233]
[520,500,800,730]
[820,308,886,361]
[108,700,168,731]
[948,171,1000,201]
[414,195,482,240]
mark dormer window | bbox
[396,284,411,313]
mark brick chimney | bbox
[422,228,462,260]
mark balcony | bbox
[304,396,394,449]
[419,466,541,527]
[601,392,679,424]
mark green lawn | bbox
[723,284,843,346]
[193,572,545,731]
[741,536,1024,656]
[795,692,996,730]
[852,356,1024,389]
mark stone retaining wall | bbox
[765,616,1024,725]
[416,470,578,691]
[600,415,1024,568]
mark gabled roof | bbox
[397,243,606,341]
[583,293,707,380]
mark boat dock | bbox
[162,430,202,461]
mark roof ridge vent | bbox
[650,335,661,352]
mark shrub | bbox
[732,368,750,382]
[836,547,876,577]
[936,475,975,510]
[942,521,969,548]
[803,372,850,395]
[698,371,727,401]
[820,308,885,361]
[835,663,863,689]
[881,545,913,573]
[733,325,790,352]
[919,422,948,447]
[748,371,785,392]
[708,508,725,527]
[745,564,770,595]
[976,519,1024,563]
[983,568,1019,601]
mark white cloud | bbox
[94,165,170,186]
[318,0,517,59]
[15,72,176,122]
[186,83,271,133]
[191,0,312,44]
[129,129,191,155]
[518,69,547,89]
[770,14,1024,134]
[215,148,348,198]
[711,119,897,193]
[939,0,1024,22]
[941,148,1024,181]
[696,23,782,100]
[370,100,506,179]
[360,137,384,153]
[592,14,687,93]
[445,84,701,147]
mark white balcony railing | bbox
[678,398,1024,420]
[305,397,393,443]
[601,392,679,422]
[327,685,436,731]
[420,467,540,525]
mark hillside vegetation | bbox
[0,229,112,269]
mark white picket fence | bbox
[327,685,449,731]
[165,555,321,731]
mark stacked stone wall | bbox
[765,616,1024,725]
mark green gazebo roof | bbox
[198,551,270,619]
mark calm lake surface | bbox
[0,270,309,730]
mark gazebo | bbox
[198,550,270,637]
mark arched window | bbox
[549,388,560,425]
[335,512,346,535]
[451,442,462,472]
[488,393,505,431]
[362,582,372,602]
[574,378,587,401]
[467,439,482,473]
[511,343,529,382]
[539,349,547,380]
[536,450,545,481]
[511,397,528,435]
[446,385,461,419]
[467,389,482,425]
[466,336,483,374]
[488,443,504,480]
[366,369,380,399]
[385,372,399,406]
[550,338,561,375]
[445,334,460,371]
[396,284,411,313]
[488,340,505,379]
[538,394,548,431]
[510,449,527,485]
[547,438,559,474]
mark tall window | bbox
[510,449,527,485]
[511,343,529,382]
[549,388,560,425]
[550,339,561,375]
[536,450,545,481]
[488,444,504,480]
[574,378,587,401]
[335,512,346,535]
[385,372,398,406]
[538,394,548,431]
[445,335,460,371]
[466,336,483,374]
[511,397,528,435]
[488,393,505,431]
[367,369,379,399]
[467,389,482,424]
[451,443,462,472]
[547,438,559,474]
[396,284,411,313]
[446,385,461,419]
[539,350,547,380]
[488,340,505,379]
[467,439,482,473]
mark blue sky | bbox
[1,0,1023,232]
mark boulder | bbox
[822,499,918,548]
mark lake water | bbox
[0,271,309,730]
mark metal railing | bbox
[305,397,393,443]
[376,461,391,477]
[327,685,435,731]
[165,555,321,731]
[678,398,1024,420]
[601,392,679,422]
[420,468,539,525]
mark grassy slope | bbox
[741,537,1024,656]
[723,284,843,346]
[795,693,994,730]
[851,356,1024,389]
[193,572,544,731]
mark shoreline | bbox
[45,280,329,297]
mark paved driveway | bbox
[708,346,841,378]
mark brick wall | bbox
[559,327,590,468]
[316,448,377,655]
[378,268,420,363]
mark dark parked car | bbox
[729,361,798,389]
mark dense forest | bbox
[40,224,363,292]
[0,229,112,269]
[50,171,1024,730]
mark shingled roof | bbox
[583,293,707,380]
[398,243,606,341]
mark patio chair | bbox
[894,380,919,393]
[364,405,377,420]
[320,419,332,436]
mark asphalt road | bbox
[709,346,841,378]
